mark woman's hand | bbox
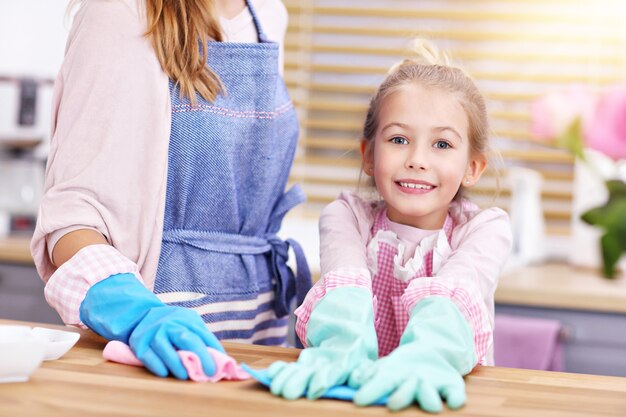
[80,273,223,379]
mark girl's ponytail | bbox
[388,39,450,75]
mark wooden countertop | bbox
[497,262,626,314]
[1,319,626,417]
[0,236,32,264]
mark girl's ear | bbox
[463,153,487,187]
[360,139,374,176]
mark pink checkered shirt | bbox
[44,244,145,327]
[295,204,494,365]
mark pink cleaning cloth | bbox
[494,314,564,371]
[102,340,251,382]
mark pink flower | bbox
[584,86,626,160]
[530,85,596,142]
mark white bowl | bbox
[0,325,46,383]
[31,327,80,361]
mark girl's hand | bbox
[348,344,466,412]
[267,287,378,400]
[349,296,476,412]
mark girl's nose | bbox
[406,144,429,170]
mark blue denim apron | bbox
[153,1,311,346]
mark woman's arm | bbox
[31,0,170,285]
[51,229,109,267]
[31,0,170,325]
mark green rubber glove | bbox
[349,297,476,412]
[268,286,378,400]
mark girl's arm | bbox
[294,191,375,345]
[401,207,513,365]
[273,192,380,398]
[319,192,373,277]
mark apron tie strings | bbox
[161,184,312,318]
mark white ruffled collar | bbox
[366,204,461,282]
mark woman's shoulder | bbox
[71,0,145,37]
[65,0,156,68]
[79,0,142,15]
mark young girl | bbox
[31,0,310,380]
[267,41,512,412]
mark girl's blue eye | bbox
[434,140,451,149]
[390,136,409,145]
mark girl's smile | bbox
[395,179,436,193]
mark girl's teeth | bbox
[399,182,433,190]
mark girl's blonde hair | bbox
[361,39,492,200]
[68,0,224,105]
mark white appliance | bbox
[0,76,52,237]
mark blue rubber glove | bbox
[80,273,224,379]
[349,297,476,412]
[267,286,378,400]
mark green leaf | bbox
[579,180,626,279]
[606,180,626,200]
[600,233,622,279]
[581,207,604,226]
[556,118,584,160]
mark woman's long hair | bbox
[145,0,224,104]
[68,0,224,104]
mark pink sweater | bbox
[295,191,512,365]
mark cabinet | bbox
[495,303,626,377]
[0,263,62,324]
[0,236,63,324]
[496,263,626,377]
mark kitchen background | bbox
[1,0,625,377]
[0,1,67,235]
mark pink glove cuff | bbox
[294,267,372,348]
[401,280,490,366]
[44,244,144,326]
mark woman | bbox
[31,0,310,380]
